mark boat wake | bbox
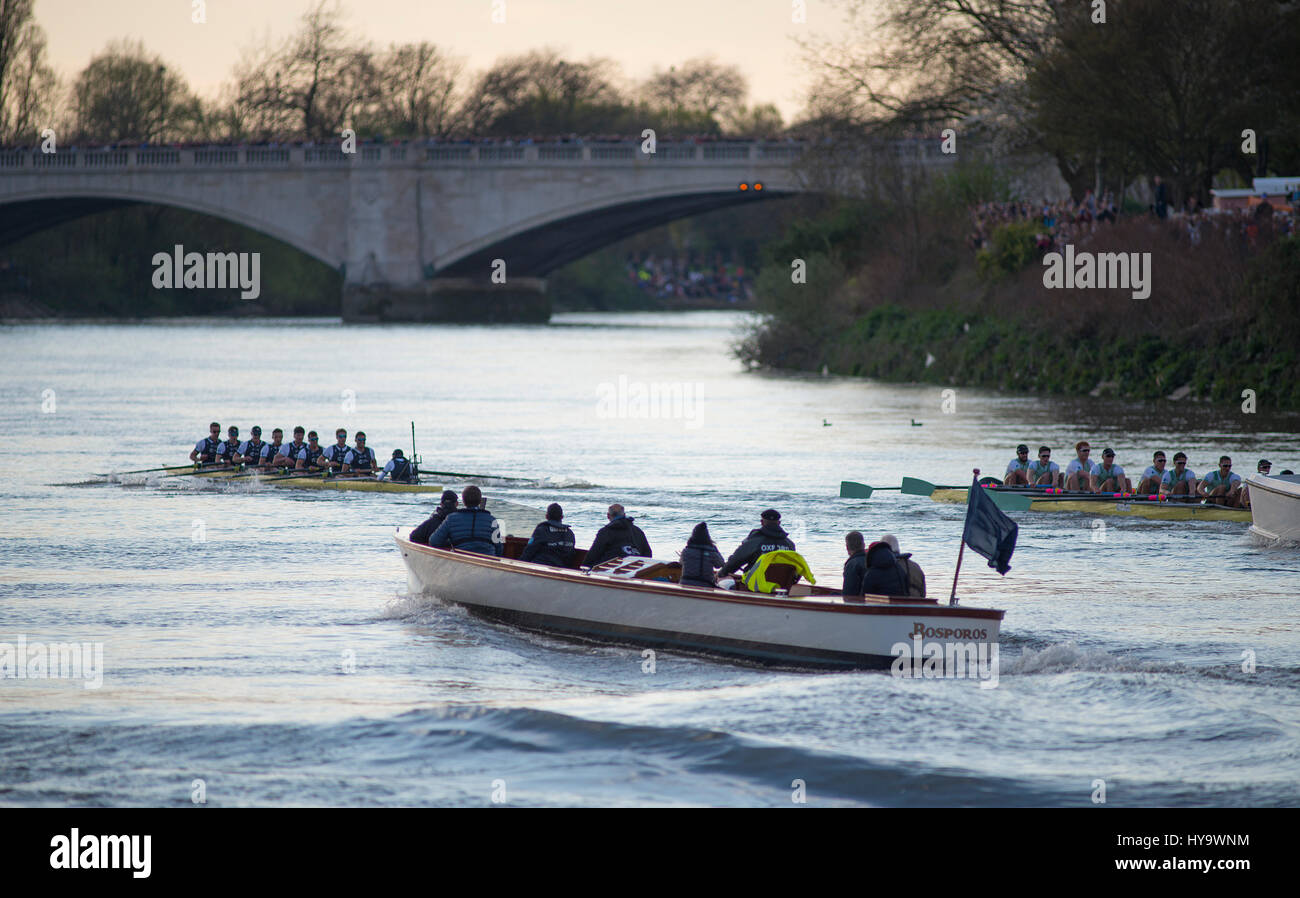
[533,477,601,490]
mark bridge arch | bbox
[0,187,342,268]
[434,184,797,276]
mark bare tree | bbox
[369,43,464,138]
[0,0,56,142]
[458,49,623,135]
[722,103,785,138]
[642,57,747,121]
[799,0,1063,139]
[234,0,379,140]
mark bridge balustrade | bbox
[0,140,965,175]
[244,148,290,165]
[136,149,180,166]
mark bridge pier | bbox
[341,277,550,323]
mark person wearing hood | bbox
[410,490,459,545]
[585,504,653,567]
[717,509,795,579]
[679,522,725,588]
[521,503,576,567]
[880,533,926,597]
[862,540,908,596]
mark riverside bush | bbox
[975,220,1040,280]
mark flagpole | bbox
[949,468,978,606]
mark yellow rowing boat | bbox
[929,488,1250,522]
[161,466,443,493]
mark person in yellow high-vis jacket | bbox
[741,550,816,594]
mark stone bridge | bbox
[0,139,954,321]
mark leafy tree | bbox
[72,40,196,142]
[1029,0,1299,206]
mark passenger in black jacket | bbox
[717,509,795,578]
[679,522,724,588]
[585,504,652,567]
[410,490,459,545]
[841,531,868,601]
[862,540,908,596]
[521,503,576,567]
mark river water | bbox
[2,311,1297,807]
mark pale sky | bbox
[35,0,851,121]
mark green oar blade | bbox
[900,477,937,496]
[839,481,874,499]
[988,490,1034,512]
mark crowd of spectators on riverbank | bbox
[969,189,1295,256]
[625,253,754,304]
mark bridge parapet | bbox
[0,138,974,173]
[0,140,824,173]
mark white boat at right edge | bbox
[1247,474,1300,542]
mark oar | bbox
[96,465,177,476]
[842,478,970,498]
[165,464,243,477]
[900,477,967,496]
[988,491,1035,511]
[419,469,535,483]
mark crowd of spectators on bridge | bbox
[0,134,803,153]
[625,253,754,305]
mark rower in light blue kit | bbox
[1090,448,1130,493]
[1137,451,1168,494]
[1198,456,1245,507]
[1063,440,1096,490]
[1004,444,1032,485]
[1027,446,1061,487]
[1159,452,1197,497]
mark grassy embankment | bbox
[737,166,1300,410]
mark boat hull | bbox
[265,476,443,493]
[163,467,443,493]
[1247,474,1300,541]
[395,533,1004,670]
[930,488,1250,522]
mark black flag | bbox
[962,477,1018,574]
